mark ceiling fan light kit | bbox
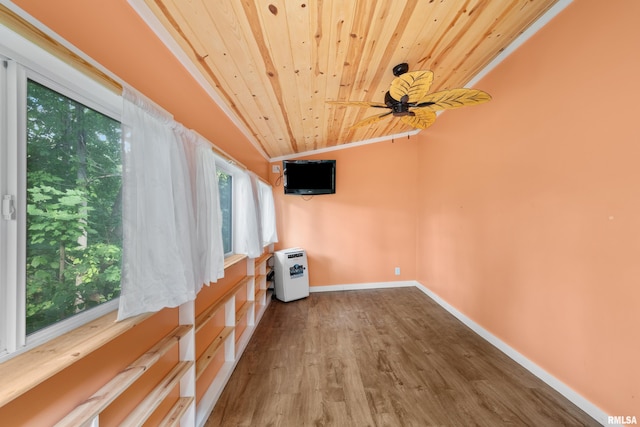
[328,64,491,130]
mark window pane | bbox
[217,170,232,254]
[26,80,122,335]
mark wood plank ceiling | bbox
[137,0,559,159]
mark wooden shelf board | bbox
[254,252,272,266]
[223,253,247,269]
[0,310,153,408]
[120,360,193,427]
[255,289,267,303]
[195,275,253,332]
[235,301,253,326]
[157,396,194,427]
[54,324,191,427]
[195,326,234,380]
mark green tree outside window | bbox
[26,80,122,334]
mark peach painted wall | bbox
[272,140,418,286]
[415,0,639,418]
[12,0,269,178]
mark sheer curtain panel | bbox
[118,88,198,320]
[233,168,262,258]
[194,137,225,289]
[258,179,279,246]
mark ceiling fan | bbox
[328,63,491,130]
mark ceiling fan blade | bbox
[389,71,434,103]
[401,108,437,129]
[327,100,388,108]
[415,88,492,111]
[350,111,393,129]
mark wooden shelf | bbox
[255,289,267,303]
[254,252,272,267]
[158,396,194,427]
[195,326,233,380]
[31,251,274,426]
[0,311,153,408]
[54,324,191,427]
[223,253,247,269]
[120,361,193,427]
[195,275,252,332]
[235,301,253,326]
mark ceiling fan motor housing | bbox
[385,91,414,116]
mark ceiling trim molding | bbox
[269,129,422,162]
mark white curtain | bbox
[176,129,226,293]
[117,87,274,319]
[257,179,278,246]
[194,137,225,288]
[118,88,198,320]
[233,168,262,258]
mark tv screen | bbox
[283,160,336,195]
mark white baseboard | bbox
[309,281,416,293]
[413,281,609,426]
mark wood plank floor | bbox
[206,287,599,426]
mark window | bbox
[216,164,233,256]
[25,80,122,335]
[1,27,123,358]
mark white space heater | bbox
[274,248,309,302]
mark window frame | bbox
[0,25,123,361]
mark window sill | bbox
[0,310,152,407]
[0,253,248,408]
[224,253,246,269]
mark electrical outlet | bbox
[395,267,400,275]
[272,164,281,173]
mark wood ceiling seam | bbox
[208,0,291,158]
[282,1,316,152]
[252,0,305,153]
[146,0,275,157]
[432,0,504,89]
[240,0,299,154]
[445,1,522,88]
[227,0,293,157]
[407,5,451,80]
[324,0,358,146]
[420,0,477,92]
[197,0,283,155]
[310,0,331,152]
[329,0,378,147]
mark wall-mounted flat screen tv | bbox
[283,160,336,195]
